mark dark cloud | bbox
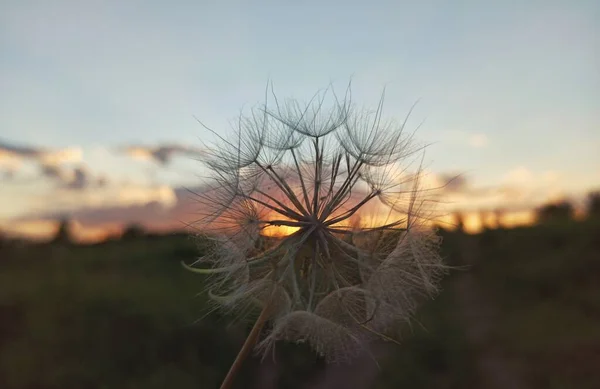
[40,164,66,179]
[0,139,81,164]
[119,143,206,165]
[65,167,88,190]
[0,138,108,191]
[37,163,105,191]
[0,140,42,158]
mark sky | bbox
[1,0,599,239]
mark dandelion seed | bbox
[184,81,447,388]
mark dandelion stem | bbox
[218,294,273,389]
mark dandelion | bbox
[183,82,446,388]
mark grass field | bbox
[0,221,598,388]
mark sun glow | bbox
[258,212,359,238]
[261,224,301,237]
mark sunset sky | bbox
[1,0,599,240]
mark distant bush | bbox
[535,201,575,225]
[0,229,5,249]
[494,208,505,229]
[586,191,600,219]
[52,218,74,244]
[121,223,147,240]
[454,212,465,233]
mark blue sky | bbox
[1,0,599,234]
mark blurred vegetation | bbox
[474,219,600,388]
[51,218,74,245]
[0,206,599,388]
[535,201,575,225]
[120,223,147,241]
[587,191,600,219]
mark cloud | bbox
[0,139,110,190]
[8,184,188,238]
[66,166,91,190]
[2,166,589,241]
[435,131,490,149]
[433,167,573,215]
[40,164,66,180]
[46,183,178,213]
[1,169,15,180]
[468,133,488,148]
[119,143,205,165]
[39,162,108,190]
[435,173,469,192]
[503,166,533,184]
[399,167,574,223]
[0,139,82,166]
[0,140,45,160]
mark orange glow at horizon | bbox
[1,220,122,243]
[0,208,551,243]
[437,210,538,234]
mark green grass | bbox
[0,221,598,388]
[475,220,600,388]
[373,284,475,389]
[0,238,238,389]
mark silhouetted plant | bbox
[586,191,600,219]
[453,212,465,233]
[52,217,74,244]
[479,210,491,231]
[121,223,146,240]
[494,208,505,229]
[535,201,575,225]
[183,83,446,388]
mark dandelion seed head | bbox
[188,82,446,363]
